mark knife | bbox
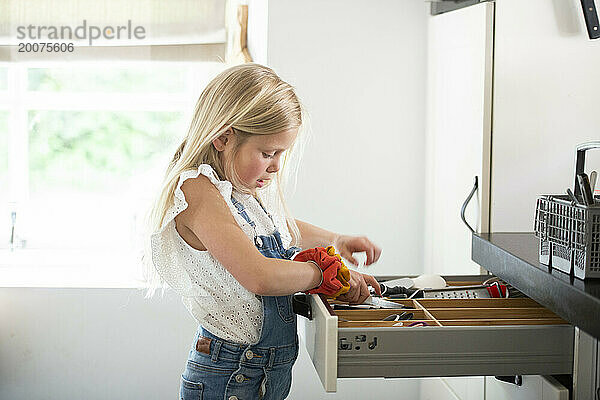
[577,173,595,206]
[567,188,579,205]
[362,296,407,309]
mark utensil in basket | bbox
[534,141,600,279]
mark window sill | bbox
[0,248,149,288]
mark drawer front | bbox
[303,290,338,392]
[302,294,574,392]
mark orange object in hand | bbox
[293,246,350,298]
[325,246,351,296]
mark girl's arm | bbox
[293,219,339,249]
[177,175,322,296]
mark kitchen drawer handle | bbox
[580,0,600,40]
[461,176,478,233]
[494,375,522,386]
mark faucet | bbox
[9,209,26,251]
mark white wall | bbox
[267,0,428,278]
[491,0,600,231]
[0,288,197,399]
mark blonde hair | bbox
[141,63,307,298]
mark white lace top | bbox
[150,164,294,344]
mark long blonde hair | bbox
[141,63,307,298]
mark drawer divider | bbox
[412,300,442,326]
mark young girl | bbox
[144,63,382,400]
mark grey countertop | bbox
[472,232,600,340]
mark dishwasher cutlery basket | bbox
[534,141,600,279]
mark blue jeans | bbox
[180,326,299,399]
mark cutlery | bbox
[577,173,595,206]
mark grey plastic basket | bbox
[533,141,600,279]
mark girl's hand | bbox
[336,270,381,304]
[333,234,382,267]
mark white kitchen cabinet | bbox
[420,377,484,400]
[486,375,569,400]
[441,377,485,400]
[419,377,461,400]
[423,0,493,277]
[572,328,600,400]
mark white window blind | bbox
[0,0,228,62]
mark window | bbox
[1,62,226,282]
[27,66,189,93]
[0,67,7,90]
[0,108,8,247]
[1,66,8,247]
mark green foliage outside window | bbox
[28,66,188,93]
[28,110,184,193]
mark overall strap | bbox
[230,195,256,227]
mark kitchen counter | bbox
[472,232,600,340]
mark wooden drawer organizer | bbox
[302,277,574,393]
[332,297,569,328]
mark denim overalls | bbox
[180,194,301,400]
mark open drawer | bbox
[299,275,574,392]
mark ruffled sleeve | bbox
[149,164,255,300]
[159,164,255,237]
